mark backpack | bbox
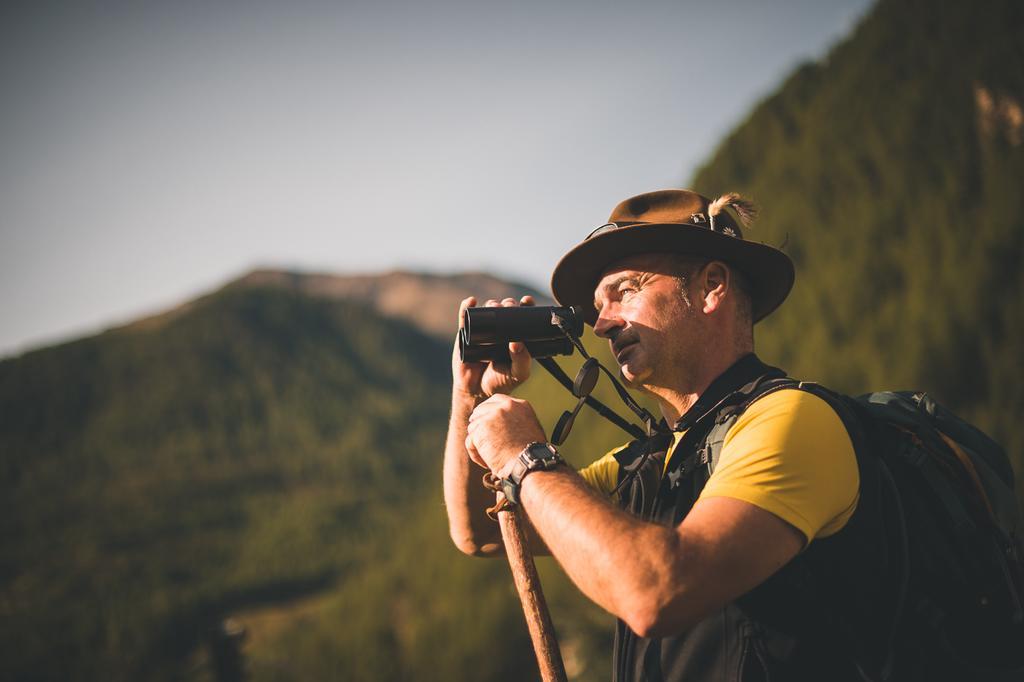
[703,379,1024,680]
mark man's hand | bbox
[445,293,545,557]
[465,394,546,478]
[452,295,534,402]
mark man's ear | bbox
[701,261,730,315]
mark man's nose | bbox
[593,305,624,340]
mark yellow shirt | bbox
[578,388,859,543]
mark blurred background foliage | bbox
[2,0,1022,678]
[692,0,1024,472]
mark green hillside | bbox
[691,0,1024,480]
[0,284,607,681]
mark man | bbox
[444,189,888,681]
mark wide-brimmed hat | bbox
[550,189,795,325]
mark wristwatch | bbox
[501,442,566,506]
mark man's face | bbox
[592,253,705,389]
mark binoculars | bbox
[459,305,584,364]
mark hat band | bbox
[586,216,744,242]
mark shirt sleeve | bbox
[578,445,627,498]
[698,388,860,544]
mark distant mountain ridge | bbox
[226,268,549,340]
[122,268,549,345]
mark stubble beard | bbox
[612,274,702,392]
[617,352,650,390]
[627,296,703,395]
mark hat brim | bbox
[550,223,795,325]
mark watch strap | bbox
[501,442,564,506]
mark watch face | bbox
[507,443,564,495]
[526,443,561,467]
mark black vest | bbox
[610,354,903,682]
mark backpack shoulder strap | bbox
[703,375,801,474]
[612,433,674,515]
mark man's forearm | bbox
[519,466,686,631]
[443,391,504,555]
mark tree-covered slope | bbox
[0,283,584,681]
[0,286,427,678]
[0,270,620,682]
[691,0,1024,478]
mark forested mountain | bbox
[0,274,598,682]
[3,0,1022,679]
[691,0,1024,479]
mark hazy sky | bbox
[0,0,871,357]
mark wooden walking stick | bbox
[488,484,568,682]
